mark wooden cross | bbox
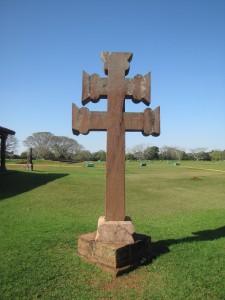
[72,52,160,221]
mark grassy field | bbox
[1,160,225,299]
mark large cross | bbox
[72,52,160,221]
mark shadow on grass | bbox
[0,170,69,201]
[153,226,225,256]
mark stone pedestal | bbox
[95,216,135,243]
[78,221,154,276]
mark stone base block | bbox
[95,216,135,243]
[77,232,154,276]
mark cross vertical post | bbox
[103,53,131,221]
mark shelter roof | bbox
[0,126,16,136]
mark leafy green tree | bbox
[126,153,136,160]
[20,151,27,159]
[45,151,56,160]
[179,151,188,160]
[209,149,225,161]
[74,150,92,162]
[91,150,106,161]
[199,152,211,161]
[144,146,159,160]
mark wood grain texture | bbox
[72,52,160,221]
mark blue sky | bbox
[1,0,225,154]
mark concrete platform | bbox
[77,232,154,276]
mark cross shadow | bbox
[152,226,225,257]
[0,170,69,201]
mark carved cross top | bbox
[72,52,160,221]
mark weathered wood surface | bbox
[72,104,160,136]
[72,52,160,221]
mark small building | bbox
[0,126,16,171]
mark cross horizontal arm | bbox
[125,107,160,136]
[82,72,108,105]
[82,71,151,106]
[72,104,160,136]
[72,104,107,135]
[125,73,151,105]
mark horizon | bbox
[1,0,225,154]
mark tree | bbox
[131,144,145,160]
[179,151,189,160]
[144,146,159,160]
[159,146,185,161]
[91,150,106,161]
[126,153,136,161]
[51,136,83,159]
[171,147,181,160]
[5,135,19,157]
[23,132,84,160]
[159,146,175,160]
[20,151,27,159]
[23,132,54,159]
[199,152,211,161]
[74,150,92,161]
[1,135,19,158]
[190,148,207,161]
[209,149,225,161]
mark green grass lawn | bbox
[1,160,225,299]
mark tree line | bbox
[126,144,225,161]
[3,132,106,162]
[2,132,225,161]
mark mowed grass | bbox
[0,160,225,299]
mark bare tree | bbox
[190,148,207,161]
[172,147,185,161]
[23,132,84,160]
[160,146,174,160]
[159,146,182,160]
[51,136,84,159]
[23,132,54,158]
[131,144,145,160]
[6,135,19,154]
